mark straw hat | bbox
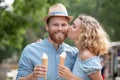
[44,3,73,22]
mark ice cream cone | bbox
[42,58,48,66]
[60,52,66,66]
[60,56,65,65]
[42,53,48,80]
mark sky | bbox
[4,0,14,5]
[0,0,14,11]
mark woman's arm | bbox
[88,70,103,80]
[70,74,83,80]
[58,65,83,80]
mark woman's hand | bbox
[58,64,73,80]
[37,39,42,42]
[58,64,83,80]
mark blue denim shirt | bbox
[72,56,102,80]
[16,39,78,80]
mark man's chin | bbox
[54,40,64,44]
[50,34,67,44]
[54,38,66,44]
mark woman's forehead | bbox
[73,18,81,25]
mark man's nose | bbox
[58,25,62,30]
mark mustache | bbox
[54,30,68,34]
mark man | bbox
[16,3,78,80]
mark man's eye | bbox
[54,24,59,26]
[62,24,67,27]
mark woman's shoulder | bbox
[79,52,101,68]
[80,50,95,61]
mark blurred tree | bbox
[98,0,120,41]
[67,0,120,41]
[0,0,68,63]
[0,0,120,63]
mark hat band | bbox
[50,11,68,16]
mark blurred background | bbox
[0,0,120,80]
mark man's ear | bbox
[45,25,49,31]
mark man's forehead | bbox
[50,16,69,23]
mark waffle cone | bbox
[42,58,48,80]
[60,56,65,65]
[42,58,48,66]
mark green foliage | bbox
[0,0,120,63]
[98,0,120,41]
[0,11,26,63]
[0,0,49,63]
[67,0,120,41]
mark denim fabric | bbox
[72,56,102,80]
[16,39,78,80]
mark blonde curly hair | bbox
[78,15,110,56]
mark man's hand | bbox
[33,65,47,78]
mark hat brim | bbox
[44,15,73,22]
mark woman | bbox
[58,15,110,80]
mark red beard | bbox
[48,30,68,44]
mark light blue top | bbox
[72,56,102,80]
[16,39,78,80]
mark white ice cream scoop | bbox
[60,52,66,58]
[42,53,48,59]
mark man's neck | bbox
[47,37,60,50]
